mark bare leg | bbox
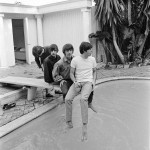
[81,123,87,141]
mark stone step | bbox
[0,88,27,106]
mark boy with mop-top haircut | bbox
[53,44,97,109]
[52,44,74,103]
[32,45,52,97]
[65,42,97,141]
[32,46,51,71]
[43,44,61,97]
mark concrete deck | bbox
[0,60,150,137]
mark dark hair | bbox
[62,43,74,54]
[44,46,51,54]
[49,44,59,52]
[79,42,92,54]
[32,46,44,57]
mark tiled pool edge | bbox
[1,76,150,138]
[96,76,150,86]
[0,100,59,138]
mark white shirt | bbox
[71,55,97,83]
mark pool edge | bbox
[96,76,150,86]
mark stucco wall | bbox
[3,18,15,66]
[43,9,83,57]
[0,0,93,67]
[3,15,37,65]
[27,17,38,62]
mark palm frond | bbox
[94,0,125,30]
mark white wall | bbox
[43,9,83,57]
[4,19,15,66]
[1,14,37,66]
[27,17,38,62]
[0,1,93,68]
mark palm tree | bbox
[135,0,150,57]
[94,0,125,64]
[127,0,132,25]
[125,0,150,64]
[94,0,150,65]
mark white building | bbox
[0,0,98,68]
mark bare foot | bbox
[81,124,87,142]
[88,103,97,113]
[66,121,73,128]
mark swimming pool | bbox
[1,77,150,150]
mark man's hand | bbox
[60,80,67,87]
[55,75,63,82]
[74,81,81,89]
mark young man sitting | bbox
[53,44,74,103]
[65,42,97,141]
[53,44,97,110]
[43,44,61,97]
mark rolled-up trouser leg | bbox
[80,82,93,124]
[65,99,73,122]
[65,84,78,122]
[80,98,88,124]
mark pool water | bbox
[1,79,150,150]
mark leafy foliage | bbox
[94,0,125,29]
[93,0,150,65]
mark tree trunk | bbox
[137,34,148,56]
[128,0,132,25]
[137,15,149,56]
[112,25,125,64]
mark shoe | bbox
[46,93,53,97]
[3,103,16,110]
[66,121,73,128]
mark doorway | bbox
[12,19,26,63]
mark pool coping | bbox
[0,100,59,138]
[0,76,150,138]
[96,76,150,85]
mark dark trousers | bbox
[60,79,73,100]
[88,91,93,104]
